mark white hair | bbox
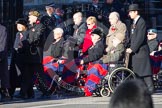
[53,27,64,35]
[109,11,120,20]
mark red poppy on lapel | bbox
[36,20,40,24]
[132,24,136,29]
[111,26,117,32]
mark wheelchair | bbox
[150,50,162,90]
[34,35,137,97]
[33,52,136,97]
[94,53,136,97]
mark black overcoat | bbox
[0,24,9,88]
[130,17,152,76]
[23,22,46,63]
[83,40,104,64]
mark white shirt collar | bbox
[134,15,140,24]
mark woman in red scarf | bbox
[81,16,97,55]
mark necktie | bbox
[133,20,135,25]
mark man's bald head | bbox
[73,12,83,25]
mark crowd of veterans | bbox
[0,0,160,102]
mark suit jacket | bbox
[130,17,152,76]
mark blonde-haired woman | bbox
[81,16,97,55]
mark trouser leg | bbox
[20,64,34,98]
[0,88,11,101]
[137,75,154,94]
[143,76,154,94]
[0,58,11,101]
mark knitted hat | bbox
[91,28,104,38]
[15,18,28,27]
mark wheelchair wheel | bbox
[100,87,111,97]
[154,71,162,89]
[108,67,136,93]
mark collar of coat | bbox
[107,21,122,37]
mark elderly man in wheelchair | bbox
[60,28,105,96]
[147,29,162,90]
[40,28,135,97]
[40,28,104,96]
[59,28,135,97]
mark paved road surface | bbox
[0,89,162,108]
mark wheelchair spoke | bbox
[121,71,125,81]
[114,73,122,82]
[123,73,133,81]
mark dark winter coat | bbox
[130,17,152,76]
[13,31,28,63]
[22,21,46,63]
[0,24,9,88]
[50,38,64,58]
[83,40,104,64]
[73,22,87,46]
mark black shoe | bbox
[0,88,11,102]
[27,95,35,99]
[148,87,155,95]
[14,94,28,99]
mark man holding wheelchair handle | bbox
[126,4,154,94]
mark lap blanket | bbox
[43,56,65,75]
[61,60,108,96]
[34,56,64,95]
[84,63,108,96]
[43,57,109,96]
[150,54,162,75]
